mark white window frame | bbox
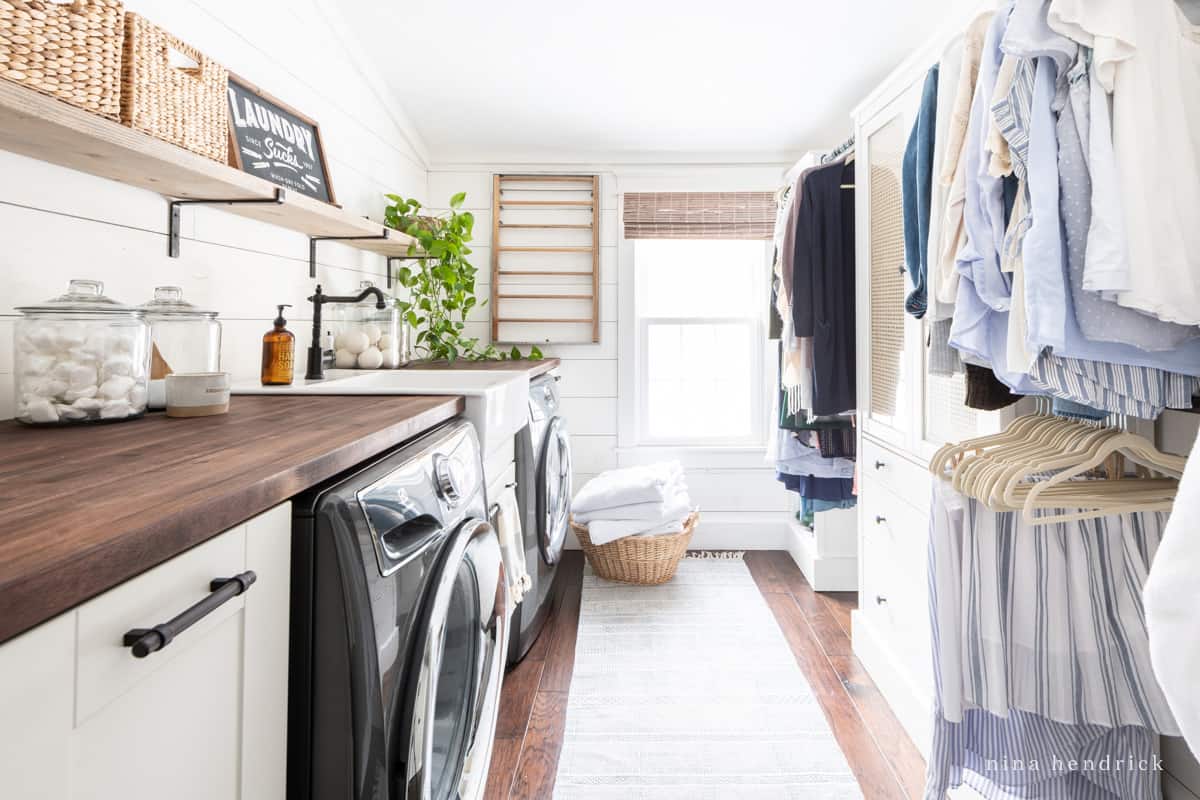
[623,237,774,452]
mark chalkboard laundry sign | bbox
[226,75,336,204]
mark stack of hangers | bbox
[925,410,1186,799]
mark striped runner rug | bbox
[553,555,862,799]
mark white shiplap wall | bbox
[0,0,428,416]
[429,163,798,548]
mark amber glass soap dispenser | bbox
[261,304,295,385]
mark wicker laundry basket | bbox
[120,12,227,161]
[0,0,125,118]
[573,512,699,586]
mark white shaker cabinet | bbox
[0,502,292,800]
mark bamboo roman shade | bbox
[622,192,776,240]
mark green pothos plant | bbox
[384,192,542,363]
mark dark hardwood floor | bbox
[485,550,927,799]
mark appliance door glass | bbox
[537,416,572,565]
[406,519,508,800]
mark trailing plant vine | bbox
[384,192,542,363]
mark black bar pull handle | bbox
[123,571,256,659]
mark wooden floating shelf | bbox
[0,79,416,256]
[499,200,593,207]
[495,318,592,324]
[497,247,592,253]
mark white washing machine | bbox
[508,372,572,665]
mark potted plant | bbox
[384,192,542,363]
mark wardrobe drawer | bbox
[861,473,929,576]
[859,477,934,695]
[75,525,249,725]
[862,436,932,514]
[859,520,895,630]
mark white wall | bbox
[429,161,797,548]
[0,0,428,417]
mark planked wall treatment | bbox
[0,0,428,416]
[428,162,797,548]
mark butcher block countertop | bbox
[405,357,560,377]
[0,394,464,644]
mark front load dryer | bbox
[509,372,572,665]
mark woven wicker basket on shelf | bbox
[120,12,227,161]
[572,512,698,586]
[0,0,125,118]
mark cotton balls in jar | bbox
[14,322,147,425]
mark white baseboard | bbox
[564,512,788,551]
[785,518,858,591]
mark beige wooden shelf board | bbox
[0,80,415,249]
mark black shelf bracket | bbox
[168,188,286,258]
[309,229,391,278]
[384,253,433,288]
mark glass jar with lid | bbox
[13,279,151,425]
[139,286,222,409]
[329,281,408,369]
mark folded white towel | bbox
[572,475,688,523]
[572,461,683,514]
[587,512,691,546]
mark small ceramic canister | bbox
[165,372,231,418]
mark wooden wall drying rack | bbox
[490,174,600,343]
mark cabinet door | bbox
[69,503,292,800]
[857,84,922,450]
[0,615,75,799]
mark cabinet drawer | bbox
[862,436,932,513]
[859,476,934,695]
[75,524,248,725]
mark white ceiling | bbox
[340,0,963,164]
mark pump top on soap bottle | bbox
[261,304,295,385]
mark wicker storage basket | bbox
[0,0,124,118]
[120,12,227,161]
[573,512,698,586]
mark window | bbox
[633,239,770,446]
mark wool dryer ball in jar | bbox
[361,323,382,346]
[341,330,370,356]
[334,348,358,368]
[357,346,383,369]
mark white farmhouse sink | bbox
[231,369,530,454]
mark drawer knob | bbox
[875,595,889,605]
[874,460,886,470]
[123,571,256,659]
[874,515,886,525]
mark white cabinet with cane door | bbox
[849,1,1012,757]
[0,503,291,800]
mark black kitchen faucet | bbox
[304,284,387,380]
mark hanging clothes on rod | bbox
[900,0,1200,422]
[910,0,1200,794]
[927,410,1185,799]
[770,140,858,518]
